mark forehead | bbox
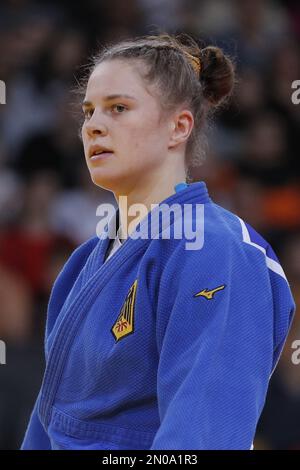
[85,59,151,101]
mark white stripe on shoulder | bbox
[238,217,287,281]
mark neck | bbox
[114,160,186,238]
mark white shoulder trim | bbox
[238,217,287,281]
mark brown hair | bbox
[80,33,235,181]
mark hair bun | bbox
[199,46,235,106]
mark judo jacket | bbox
[21,181,295,450]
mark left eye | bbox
[112,104,127,113]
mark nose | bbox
[85,110,108,138]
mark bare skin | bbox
[81,59,194,237]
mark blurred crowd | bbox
[0,0,299,449]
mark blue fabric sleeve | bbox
[20,236,99,450]
[151,238,295,450]
[21,394,51,450]
[46,236,99,339]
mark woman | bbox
[21,33,295,450]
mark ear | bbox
[168,109,194,150]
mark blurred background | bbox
[0,0,299,450]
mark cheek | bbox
[126,116,165,154]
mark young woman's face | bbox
[81,59,173,192]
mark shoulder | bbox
[160,201,287,284]
[46,236,99,337]
[205,202,287,279]
[51,235,100,291]
[61,235,100,273]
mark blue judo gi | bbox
[21,181,295,450]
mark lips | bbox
[89,145,114,159]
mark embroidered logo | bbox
[111,280,137,342]
[194,284,226,300]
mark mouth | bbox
[89,146,114,162]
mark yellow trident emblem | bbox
[194,284,226,300]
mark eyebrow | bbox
[82,94,137,107]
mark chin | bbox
[89,168,124,193]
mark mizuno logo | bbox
[111,280,137,342]
[194,284,226,300]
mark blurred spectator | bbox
[0,263,44,450]
[0,265,33,341]
[1,26,87,154]
[50,165,117,244]
[139,0,184,32]
[180,0,289,68]
[0,171,74,297]
[0,143,23,226]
